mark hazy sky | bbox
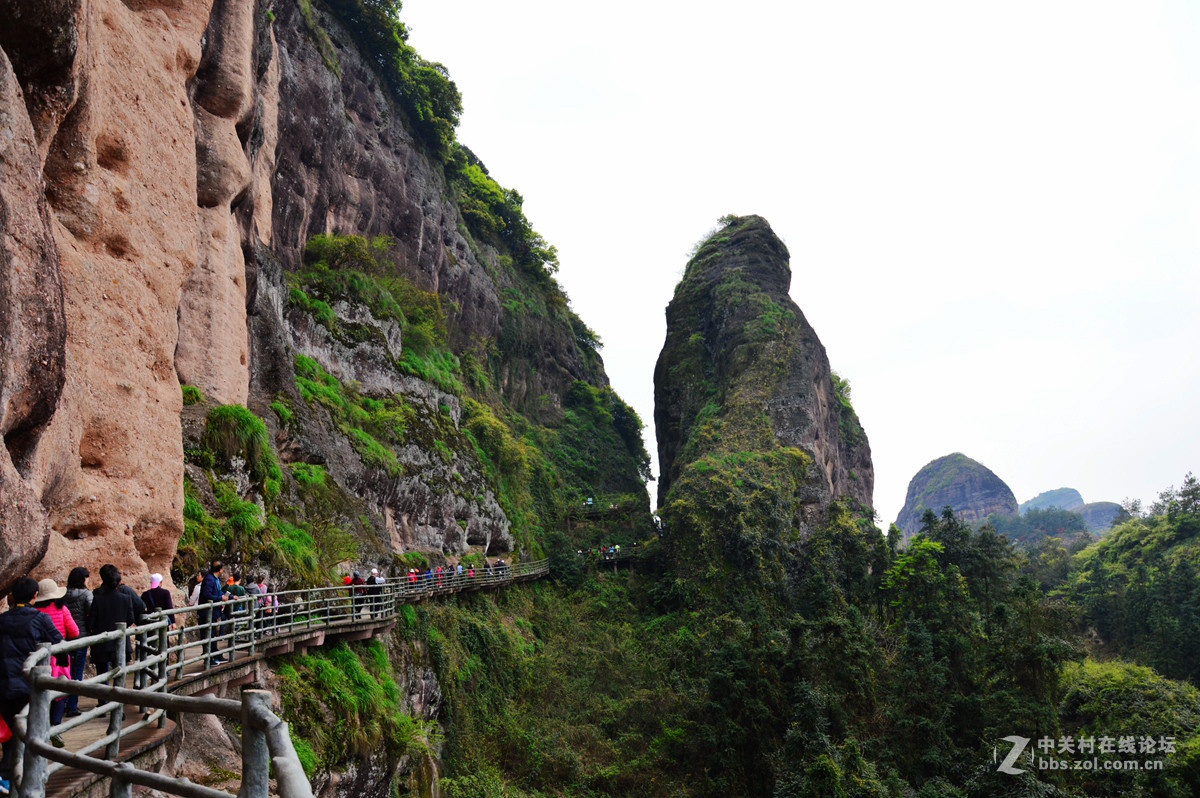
[402,0,1200,526]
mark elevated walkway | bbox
[12,560,550,798]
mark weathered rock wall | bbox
[268,1,603,418]
[894,452,1018,538]
[0,42,68,590]
[247,251,513,557]
[0,0,625,592]
[0,0,271,589]
[654,215,874,522]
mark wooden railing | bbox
[11,559,550,798]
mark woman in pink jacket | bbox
[35,578,79,746]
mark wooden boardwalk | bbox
[31,564,551,798]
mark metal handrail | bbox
[14,560,550,798]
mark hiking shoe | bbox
[51,734,66,749]
[64,709,82,718]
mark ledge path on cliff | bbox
[17,564,548,798]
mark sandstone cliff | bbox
[0,40,68,590]
[0,0,649,596]
[1,0,653,793]
[895,452,1017,538]
[654,215,873,536]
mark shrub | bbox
[202,405,282,487]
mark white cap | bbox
[150,573,163,587]
[371,568,378,575]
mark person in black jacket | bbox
[87,565,145,679]
[0,577,64,790]
[365,568,385,617]
[62,567,92,717]
[140,574,174,625]
[198,561,226,666]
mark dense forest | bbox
[379,482,1200,797]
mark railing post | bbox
[239,691,271,798]
[202,603,215,669]
[21,661,52,798]
[106,623,127,761]
[248,599,258,657]
[110,763,134,798]
[157,623,169,727]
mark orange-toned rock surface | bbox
[0,44,68,591]
[0,0,274,592]
[1,0,609,593]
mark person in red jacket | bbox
[35,578,78,747]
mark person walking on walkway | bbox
[140,574,174,623]
[62,567,92,717]
[88,565,146,681]
[350,571,366,617]
[139,573,175,672]
[365,569,384,617]
[198,561,226,666]
[225,573,248,642]
[0,577,64,794]
[34,579,78,747]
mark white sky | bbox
[401,0,1200,527]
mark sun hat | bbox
[37,578,67,601]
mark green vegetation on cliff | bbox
[284,227,651,545]
[276,638,440,779]
[316,0,462,160]
[179,403,358,586]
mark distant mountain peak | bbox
[895,453,1016,538]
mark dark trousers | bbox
[1,695,28,781]
[91,643,118,677]
[65,648,87,714]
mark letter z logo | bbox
[995,736,1031,775]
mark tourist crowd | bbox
[0,554,525,793]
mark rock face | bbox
[247,251,514,557]
[0,42,68,590]
[0,0,619,588]
[1078,501,1120,533]
[268,1,602,419]
[1020,487,1084,514]
[895,453,1017,538]
[0,0,648,793]
[654,215,873,527]
[0,0,281,589]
